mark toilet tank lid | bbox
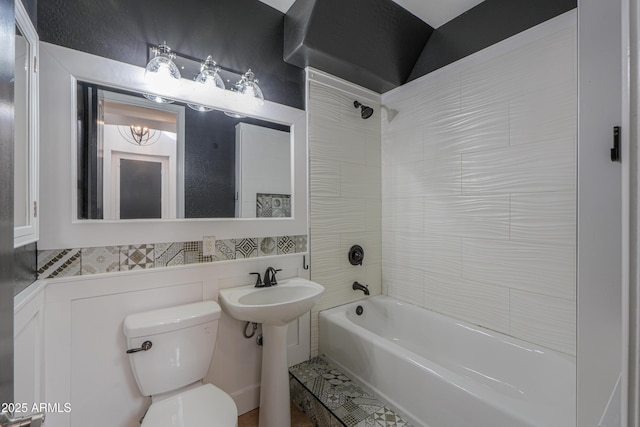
[124,301,221,338]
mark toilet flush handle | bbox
[126,340,152,354]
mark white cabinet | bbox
[14,0,39,247]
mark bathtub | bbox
[318,296,575,427]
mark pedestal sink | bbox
[218,277,324,427]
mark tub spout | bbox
[352,281,370,295]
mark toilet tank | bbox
[123,301,221,396]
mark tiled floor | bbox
[289,357,413,427]
[237,403,314,427]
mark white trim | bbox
[306,67,382,104]
[14,0,39,247]
[38,42,308,248]
[621,0,632,425]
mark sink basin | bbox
[220,277,324,426]
[218,277,324,326]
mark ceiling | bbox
[259,0,485,28]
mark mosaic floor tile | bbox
[258,237,277,257]
[81,246,120,274]
[334,401,370,426]
[121,245,154,270]
[37,249,81,279]
[235,238,258,259]
[351,396,384,415]
[154,242,184,267]
[277,235,296,254]
[368,407,412,427]
[290,357,413,427]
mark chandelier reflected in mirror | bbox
[118,124,161,147]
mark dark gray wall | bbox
[284,0,576,93]
[285,0,433,93]
[408,0,577,81]
[14,243,36,296]
[0,0,15,406]
[37,0,305,109]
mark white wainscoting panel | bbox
[14,282,46,416]
[41,254,310,427]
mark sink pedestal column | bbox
[259,324,291,427]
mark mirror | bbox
[76,82,291,220]
[14,0,38,247]
[38,42,307,249]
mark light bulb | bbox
[143,42,180,104]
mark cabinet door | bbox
[14,0,38,247]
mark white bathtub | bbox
[318,296,576,427]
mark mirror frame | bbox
[14,0,39,248]
[38,42,308,249]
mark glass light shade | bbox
[143,42,180,104]
[188,55,225,112]
[237,69,264,107]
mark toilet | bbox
[123,300,238,426]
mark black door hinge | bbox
[611,126,621,162]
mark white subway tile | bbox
[310,197,368,235]
[424,194,510,240]
[424,101,509,158]
[461,27,576,107]
[509,83,577,146]
[461,238,575,300]
[309,158,341,198]
[510,290,576,355]
[422,272,510,334]
[423,154,462,196]
[384,265,425,304]
[461,137,575,194]
[388,198,424,233]
[510,191,576,246]
[385,126,424,165]
[341,162,381,199]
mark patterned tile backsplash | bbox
[37,235,307,279]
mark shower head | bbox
[354,101,374,119]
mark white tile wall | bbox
[381,12,577,355]
[308,73,382,355]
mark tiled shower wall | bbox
[308,71,382,355]
[381,13,577,355]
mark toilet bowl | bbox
[124,301,238,427]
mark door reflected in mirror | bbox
[76,81,292,220]
[14,24,29,228]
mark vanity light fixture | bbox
[144,42,266,112]
[118,124,160,147]
[187,55,226,112]
[143,42,181,104]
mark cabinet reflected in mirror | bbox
[14,0,38,247]
[76,82,291,220]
